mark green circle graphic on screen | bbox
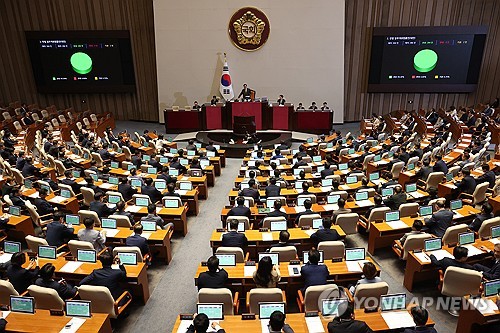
[70,52,93,75]
[413,49,438,73]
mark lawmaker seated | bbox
[349,262,383,294]
[326,301,372,333]
[197,255,228,290]
[253,255,281,288]
[227,196,251,219]
[469,202,494,232]
[221,219,248,249]
[77,217,107,252]
[35,263,78,300]
[301,249,329,292]
[310,217,341,245]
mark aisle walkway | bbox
[128,158,241,333]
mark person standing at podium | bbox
[277,94,286,106]
[210,96,218,106]
[237,83,253,101]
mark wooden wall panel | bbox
[345,0,500,121]
[0,0,158,121]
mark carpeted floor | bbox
[110,121,457,333]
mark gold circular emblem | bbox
[228,7,270,51]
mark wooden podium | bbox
[233,116,256,135]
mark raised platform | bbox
[195,130,293,158]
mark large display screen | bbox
[25,30,136,93]
[368,26,487,93]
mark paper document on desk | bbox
[454,149,464,154]
[176,320,192,333]
[49,196,67,203]
[386,221,409,230]
[469,298,499,314]
[305,316,325,333]
[464,244,483,257]
[99,183,114,189]
[77,180,87,185]
[409,191,426,198]
[355,200,372,207]
[413,252,431,263]
[453,212,464,219]
[295,206,306,213]
[0,253,12,264]
[28,192,40,198]
[142,232,153,240]
[59,317,86,333]
[244,266,256,277]
[1,311,10,320]
[489,238,500,245]
[125,205,141,213]
[428,249,454,261]
[59,261,83,273]
[322,204,339,212]
[339,185,351,190]
[346,261,363,272]
[381,311,415,329]
[261,233,274,241]
[288,265,301,277]
[320,187,332,192]
[103,229,120,238]
[175,190,187,196]
[303,229,315,237]
[260,319,270,333]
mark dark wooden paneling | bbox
[0,0,158,121]
[345,0,500,121]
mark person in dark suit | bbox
[9,187,27,209]
[80,251,127,300]
[476,164,496,189]
[227,196,251,219]
[416,159,433,181]
[321,162,335,179]
[90,192,117,218]
[265,177,281,198]
[432,154,448,174]
[141,177,162,204]
[61,170,82,194]
[310,217,341,245]
[327,302,372,333]
[35,263,77,300]
[6,252,39,293]
[131,152,143,169]
[424,200,453,237]
[237,83,253,101]
[267,231,295,251]
[126,223,150,256]
[364,195,385,219]
[33,188,55,216]
[430,245,472,271]
[293,156,308,169]
[210,96,218,106]
[21,157,39,177]
[277,95,286,106]
[293,199,314,227]
[40,171,58,191]
[157,166,176,184]
[383,185,407,210]
[98,143,112,161]
[43,137,54,153]
[474,243,500,280]
[0,314,5,333]
[187,313,225,333]
[197,255,228,290]
[15,151,26,170]
[221,219,248,248]
[84,177,104,195]
[308,102,318,110]
[239,179,260,202]
[45,211,74,247]
[301,249,329,292]
[118,177,137,202]
[469,202,494,232]
[185,140,198,154]
[403,306,437,333]
[264,200,288,226]
[115,200,134,225]
[454,168,476,196]
[169,156,187,175]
